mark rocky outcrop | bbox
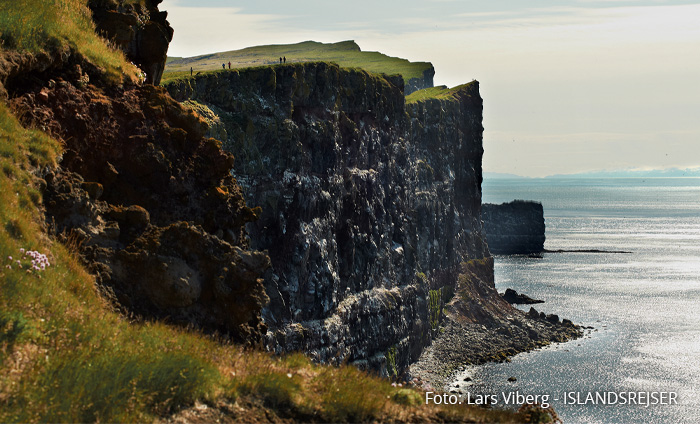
[9,66,268,343]
[405,67,435,96]
[482,200,546,254]
[502,288,544,305]
[409,258,581,389]
[165,63,490,373]
[88,0,174,85]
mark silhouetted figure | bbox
[279,57,282,64]
[190,67,193,76]
[283,56,286,63]
[228,61,231,69]
[222,63,225,70]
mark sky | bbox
[162,0,700,177]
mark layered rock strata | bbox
[166,63,495,373]
[482,200,546,254]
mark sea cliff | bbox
[165,64,576,376]
[482,200,546,254]
[165,65,488,373]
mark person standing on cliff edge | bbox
[283,56,286,63]
[279,57,282,64]
[222,63,225,70]
[190,67,193,76]
[228,61,231,69]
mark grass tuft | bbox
[317,365,391,423]
[237,371,301,411]
[16,350,217,422]
[0,0,139,83]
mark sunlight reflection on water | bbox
[459,178,700,423]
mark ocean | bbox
[451,178,700,423]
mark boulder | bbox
[501,288,544,305]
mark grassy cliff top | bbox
[163,40,433,86]
[405,81,478,104]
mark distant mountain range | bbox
[484,167,700,179]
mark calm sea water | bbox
[451,178,700,423]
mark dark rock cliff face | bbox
[165,63,490,373]
[89,0,174,85]
[482,200,546,254]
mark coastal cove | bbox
[452,177,700,423]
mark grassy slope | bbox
[163,40,432,86]
[0,3,531,422]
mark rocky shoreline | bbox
[408,309,582,390]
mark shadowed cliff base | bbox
[409,258,582,390]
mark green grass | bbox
[316,365,392,423]
[163,40,432,85]
[0,0,139,83]
[405,82,477,104]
